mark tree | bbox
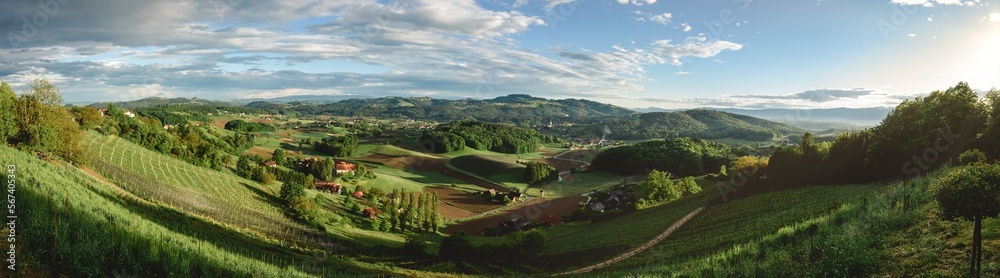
[272,149,286,165]
[430,192,441,232]
[518,230,546,257]
[980,89,1000,160]
[439,231,473,263]
[71,106,103,130]
[0,81,18,143]
[638,169,682,205]
[7,78,87,164]
[523,161,557,185]
[934,163,1000,277]
[680,176,701,195]
[959,149,988,165]
[28,77,62,106]
[280,180,307,202]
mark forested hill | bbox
[89,97,232,109]
[289,94,635,124]
[581,109,806,141]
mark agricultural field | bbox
[522,179,722,272]
[598,168,1000,277]
[81,132,322,247]
[528,170,627,197]
[607,182,879,270]
[0,145,414,277]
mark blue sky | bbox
[0,0,996,109]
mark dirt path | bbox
[444,196,585,236]
[550,149,594,182]
[552,206,705,276]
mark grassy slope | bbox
[607,183,878,271]
[80,132,438,260]
[82,132,311,242]
[600,167,999,277]
[528,170,625,198]
[0,145,397,277]
[449,154,524,178]
[502,179,722,272]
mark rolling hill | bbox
[576,109,806,141]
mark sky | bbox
[0,0,997,109]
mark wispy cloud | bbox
[0,0,745,103]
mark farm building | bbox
[588,201,606,212]
[352,191,364,199]
[336,161,357,175]
[362,207,378,219]
[263,161,277,168]
[540,214,562,226]
[315,181,342,194]
[495,217,531,235]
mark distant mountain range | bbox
[575,109,806,141]
[634,107,892,127]
[87,94,887,140]
[88,97,232,109]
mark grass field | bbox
[449,154,524,177]
[81,133,320,246]
[440,146,546,160]
[527,170,626,197]
[352,144,435,158]
[606,182,879,271]
[591,167,999,277]
[497,179,724,272]
[0,145,418,277]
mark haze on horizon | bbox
[0,0,997,109]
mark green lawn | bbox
[449,154,525,177]
[527,170,627,197]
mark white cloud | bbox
[650,13,673,25]
[541,0,577,10]
[908,33,917,37]
[890,0,973,6]
[0,0,748,103]
[617,0,657,6]
[681,23,692,32]
[649,34,743,65]
[990,12,1000,22]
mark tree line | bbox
[224,119,275,132]
[591,137,733,177]
[379,188,441,233]
[421,121,557,154]
[0,79,88,164]
[722,82,1000,199]
[764,82,997,186]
